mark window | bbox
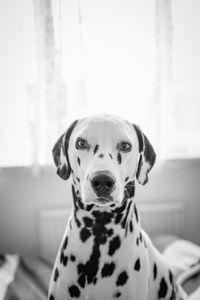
[162,0,200,158]
[0,0,36,166]
[0,0,200,166]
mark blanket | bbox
[0,254,51,300]
[162,238,200,299]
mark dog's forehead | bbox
[72,115,135,141]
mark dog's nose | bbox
[91,172,115,196]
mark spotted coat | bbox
[48,187,186,300]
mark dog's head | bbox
[53,115,156,206]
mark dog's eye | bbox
[76,138,88,150]
[119,142,132,152]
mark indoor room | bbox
[0,0,200,299]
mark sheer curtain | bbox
[161,0,200,158]
[58,0,158,158]
[0,0,200,167]
[0,0,36,166]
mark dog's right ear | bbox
[52,120,78,180]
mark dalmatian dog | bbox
[48,115,187,300]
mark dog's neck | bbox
[70,183,141,239]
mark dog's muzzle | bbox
[90,171,116,201]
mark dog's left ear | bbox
[52,120,78,180]
[133,124,156,185]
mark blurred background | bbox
[0,0,200,257]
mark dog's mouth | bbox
[95,196,113,204]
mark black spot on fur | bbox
[77,198,84,210]
[77,157,81,166]
[116,271,129,286]
[125,224,128,237]
[100,235,107,244]
[153,263,157,280]
[83,216,93,227]
[121,201,132,229]
[115,213,123,224]
[62,256,68,266]
[109,153,113,159]
[134,258,141,271]
[94,144,99,155]
[78,273,86,288]
[61,236,68,250]
[93,277,97,285]
[140,232,143,243]
[129,220,133,232]
[169,270,173,284]
[74,212,81,228]
[60,235,69,266]
[76,177,80,182]
[136,237,140,245]
[80,227,91,242]
[60,252,68,266]
[77,263,84,274]
[117,153,122,164]
[99,153,104,158]
[107,228,114,237]
[54,267,59,281]
[70,255,76,262]
[158,278,168,298]
[72,185,77,202]
[108,235,121,256]
[69,219,72,230]
[134,204,139,222]
[85,203,95,211]
[101,262,116,277]
[114,291,121,298]
[92,210,113,225]
[77,263,86,287]
[49,295,54,300]
[125,176,129,182]
[68,285,81,298]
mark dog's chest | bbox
[50,206,150,300]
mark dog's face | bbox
[53,115,156,206]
